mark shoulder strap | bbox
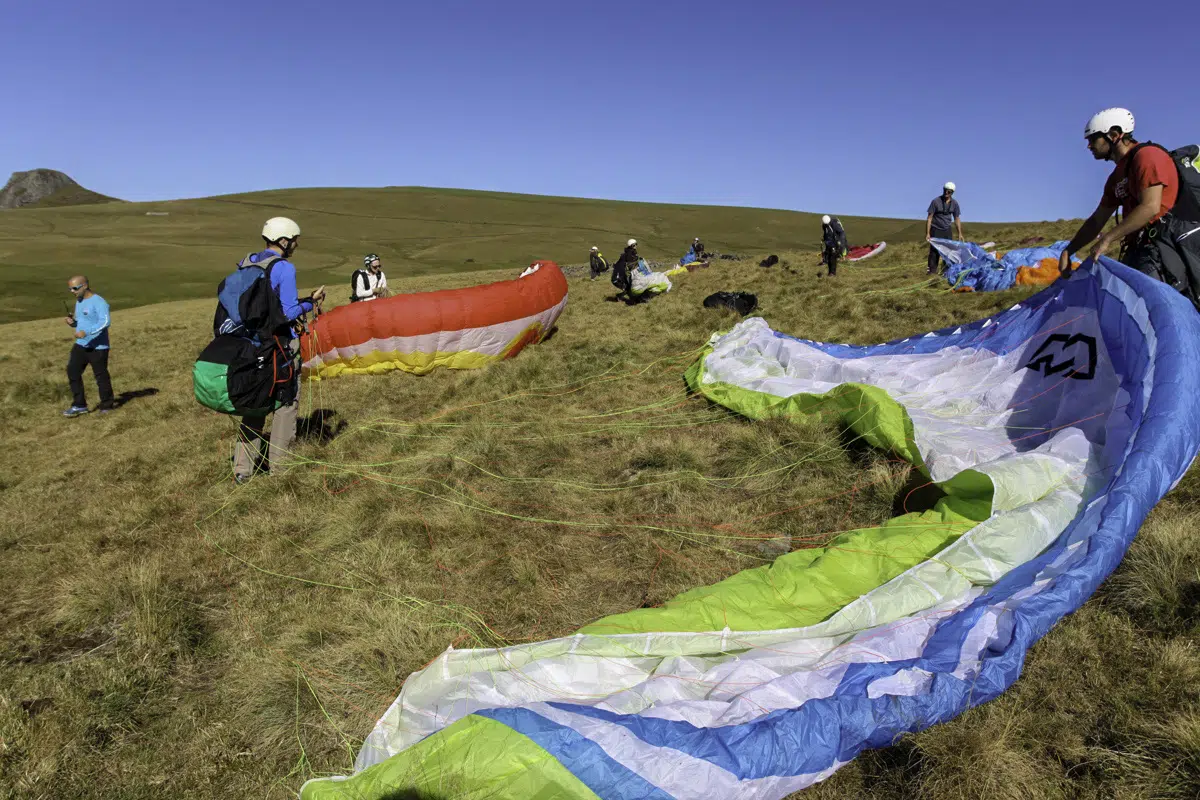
[244,253,282,271]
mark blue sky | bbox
[1,0,1191,221]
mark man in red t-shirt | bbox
[1059,108,1179,277]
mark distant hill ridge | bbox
[0,169,119,209]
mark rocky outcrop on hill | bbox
[0,169,118,209]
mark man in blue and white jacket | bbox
[63,275,115,417]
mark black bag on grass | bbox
[703,291,759,316]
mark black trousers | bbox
[927,228,952,274]
[824,245,839,276]
[67,345,114,409]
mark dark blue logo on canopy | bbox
[1024,333,1097,380]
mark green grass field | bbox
[1,198,1197,800]
[0,186,1016,324]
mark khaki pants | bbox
[233,338,299,478]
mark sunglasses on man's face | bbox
[69,285,85,292]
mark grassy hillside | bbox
[27,184,121,209]
[0,186,1014,323]
[1,229,1196,799]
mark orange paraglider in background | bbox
[300,261,568,380]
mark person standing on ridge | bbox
[926,182,964,275]
[1057,108,1199,306]
[820,215,847,277]
[351,254,389,302]
[62,275,115,417]
[589,246,609,280]
[232,217,325,483]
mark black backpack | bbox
[703,291,758,316]
[1129,142,1200,222]
[350,268,371,302]
[822,218,848,251]
[1124,143,1200,310]
[196,254,299,416]
[611,252,634,291]
[213,254,291,343]
[193,334,298,416]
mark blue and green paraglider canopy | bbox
[301,256,1200,800]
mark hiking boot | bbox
[233,473,252,486]
[62,405,89,418]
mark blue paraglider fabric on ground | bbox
[935,239,1071,292]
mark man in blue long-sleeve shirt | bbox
[63,275,116,417]
[233,217,326,483]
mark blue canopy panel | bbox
[935,239,1074,292]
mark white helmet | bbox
[590,245,598,251]
[943,182,956,192]
[1085,108,1135,139]
[694,237,700,241]
[821,215,831,224]
[627,238,637,247]
[262,216,300,242]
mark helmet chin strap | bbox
[263,238,297,257]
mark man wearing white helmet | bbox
[1058,108,1191,294]
[926,182,964,275]
[589,245,609,280]
[232,217,325,483]
[610,239,640,298]
[820,215,848,276]
[692,237,705,258]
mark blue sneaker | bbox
[62,405,89,418]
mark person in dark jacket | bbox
[926,183,964,275]
[611,238,639,297]
[589,246,609,280]
[692,237,705,257]
[820,215,847,276]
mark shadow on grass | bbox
[297,408,348,444]
[113,387,159,408]
[605,292,652,306]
